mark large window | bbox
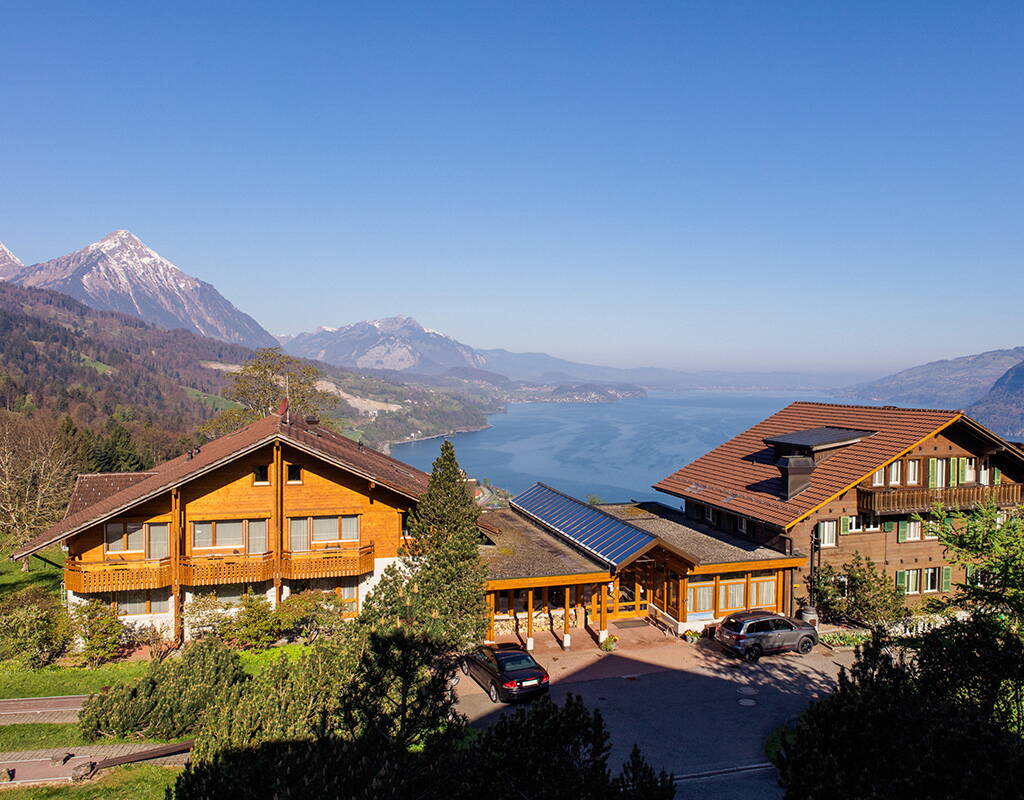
[923,567,940,593]
[872,469,885,487]
[754,578,776,607]
[906,520,921,541]
[104,522,144,553]
[192,519,268,551]
[719,580,746,611]
[93,589,170,616]
[818,520,837,548]
[931,458,947,488]
[889,461,901,485]
[147,523,169,559]
[963,457,977,484]
[687,582,714,614]
[907,459,920,485]
[288,515,360,550]
[897,569,920,595]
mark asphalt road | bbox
[457,644,851,798]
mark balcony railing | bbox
[64,558,172,593]
[180,552,277,587]
[858,483,1022,514]
[282,544,375,580]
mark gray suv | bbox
[714,609,818,663]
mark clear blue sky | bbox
[2,2,1021,374]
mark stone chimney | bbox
[777,455,815,500]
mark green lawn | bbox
[183,387,239,412]
[0,764,179,799]
[0,723,178,752]
[0,548,65,600]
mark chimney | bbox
[777,455,815,500]
[305,415,319,426]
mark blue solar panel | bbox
[510,483,656,568]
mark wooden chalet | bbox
[12,411,430,641]
[653,401,1024,608]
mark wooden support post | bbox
[170,488,183,645]
[526,589,534,650]
[635,575,642,614]
[744,572,752,611]
[612,576,620,617]
[598,583,609,643]
[486,593,495,642]
[680,575,689,623]
[562,585,571,649]
[273,441,283,606]
[713,574,721,619]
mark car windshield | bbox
[496,653,537,671]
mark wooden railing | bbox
[282,544,375,580]
[858,483,1021,514]
[180,553,277,587]
[64,558,173,593]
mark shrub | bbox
[811,552,908,627]
[79,638,248,740]
[183,593,228,639]
[275,590,347,641]
[0,587,71,668]
[221,592,282,650]
[72,599,128,666]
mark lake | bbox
[392,391,830,503]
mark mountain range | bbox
[0,231,278,350]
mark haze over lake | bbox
[393,391,830,504]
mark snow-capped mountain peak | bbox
[0,242,24,279]
[2,231,277,349]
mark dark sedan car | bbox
[461,644,550,702]
[714,609,818,663]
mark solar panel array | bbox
[510,483,656,568]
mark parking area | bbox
[457,620,854,797]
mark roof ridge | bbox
[76,471,157,477]
[789,400,962,415]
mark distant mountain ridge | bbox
[0,230,278,350]
[285,317,871,390]
[969,361,1024,438]
[839,347,1024,409]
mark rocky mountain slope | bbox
[969,361,1024,439]
[839,347,1024,409]
[283,316,487,373]
[0,242,23,275]
[1,231,278,350]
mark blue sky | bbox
[2,2,1021,374]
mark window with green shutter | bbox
[958,457,967,483]
[883,520,895,533]
[941,566,952,592]
[928,458,938,488]
[897,520,908,543]
[994,467,1002,485]
[896,571,907,593]
[948,458,959,488]
[840,516,851,535]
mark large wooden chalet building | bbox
[11,400,1024,650]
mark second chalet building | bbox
[11,400,1024,648]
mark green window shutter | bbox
[896,571,907,593]
[883,520,895,533]
[928,458,938,488]
[941,566,952,592]
[948,458,959,488]
[994,467,1002,485]
[840,515,851,535]
[897,520,908,543]
[958,457,967,483]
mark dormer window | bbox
[872,469,885,487]
[889,462,901,485]
[253,465,270,485]
[287,464,303,484]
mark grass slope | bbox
[0,764,179,799]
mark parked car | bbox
[714,609,818,662]
[461,644,550,702]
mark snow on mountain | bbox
[0,242,24,279]
[2,230,278,349]
[284,315,487,373]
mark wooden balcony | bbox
[858,483,1022,514]
[180,553,277,587]
[282,544,375,580]
[64,558,172,593]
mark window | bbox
[147,523,169,559]
[719,581,746,611]
[736,517,747,534]
[906,569,920,594]
[120,590,148,615]
[95,589,169,616]
[704,505,714,522]
[755,579,776,607]
[253,464,270,484]
[889,461,901,485]
[848,514,862,532]
[286,464,303,483]
[979,459,990,486]
[217,584,246,604]
[311,516,339,542]
[104,522,144,553]
[924,519,939,540]
[687,582,714,613]
[906,520,921,541]
[770,618,793,631]
[963,457,976,484]
[931,458,947,488]
[248,519,267,553]
[747,620,772,634]
[872,469,885,486]
[289,518,310,552]
[818,520,837,548]
[192,520,246,549]
[341,515,359,540]
[907,459,920,485]
[924,567,940,593]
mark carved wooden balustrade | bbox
[179,552,277,586]
[64,558,173,593]
[282,544,375,579]
[858,483,1021,514]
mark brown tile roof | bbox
[64,473,155,518]
[653,402,963,529]
[599,502,804,567]
[479,508,609,582]
[14,414,430,559]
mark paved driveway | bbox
[457,630,854,797]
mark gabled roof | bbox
[13,414,429,560]
[654,402,967,529]
[64,473,156,518]
[510,483,660,569]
